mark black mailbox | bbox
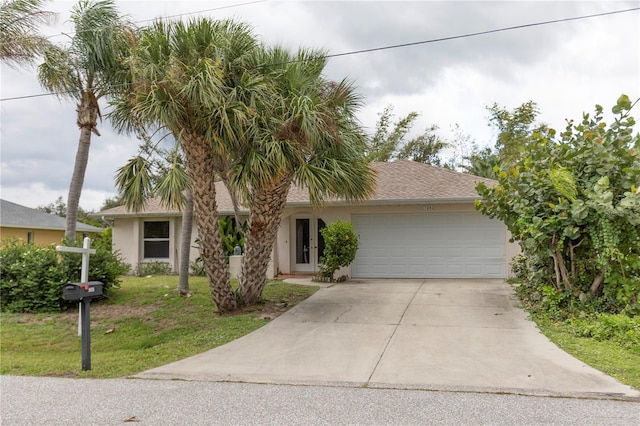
[62,282,103,301]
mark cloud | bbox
[1,0,638,212]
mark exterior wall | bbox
[276,202,518,279]
[111,218,138,270]
[112,216,183,273]
[112,217,224,275]
[0,227,98,246]
[277,207,351,275]
[110,201,519,280]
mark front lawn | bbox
[532,315,640,390]
[0,276,318,378]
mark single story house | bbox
[0,199,103,245]
[99,161,519,279]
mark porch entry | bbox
[292,216,326,273]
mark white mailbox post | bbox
[56,237,96,335]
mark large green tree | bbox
[233,47,375,304]
[476,95,640,312]
[365,105,447,165]
[109,18,263,312]
[38,0,131,242]
[0,0,56,68]
[110,18,375,311]
[462,101,542,179]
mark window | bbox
[27,231,34,244]
[143,221,170,258]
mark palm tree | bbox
[109,18,264,312]
[0,0,56,68]
[114,138,193,295]
[110,19,375,311]
[233,47,376,304]
[38,0,130,242]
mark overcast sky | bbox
[1,0,639,211]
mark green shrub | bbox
[135,261,172,277]
[567,313,640,352]
[0,240,68,312]
[318,220,359,281]
[0,235,128,313]
[189,257,206,276]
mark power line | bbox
[325,6,640,59]
[1,6,638,103]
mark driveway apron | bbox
[136,279,639,399]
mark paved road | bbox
[3,279,639,425]
[1,375,639,425]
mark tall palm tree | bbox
[114,139,193,295]
[0,0,56,68]
[109,18,264,312]
[233,47,376,304]
[38,0,130,242]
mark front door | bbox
[293,217,326,273]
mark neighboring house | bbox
[0,199,103,245]
[99,160,519,279]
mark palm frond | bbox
[114,155,153,212]
[0,0,57,68]
[156,158,190,210]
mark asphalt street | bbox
[3,279,639,425]
[1,375,639,425]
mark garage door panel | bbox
[352,213,506,279]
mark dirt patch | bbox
[231,300,292,320]
[89,304,156,321]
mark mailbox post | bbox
[62,282,103,371]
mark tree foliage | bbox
[365,105,447,165]
[109,18,375,311]
[487,100,541,166]
[461,101,542,178]
[476,95,640,314]
[38,0,132,242]
[0,0,56,68]
[37,196,100,227]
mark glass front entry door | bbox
[293,217,326,273]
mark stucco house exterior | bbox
[0,199,103,245]
[99,160,519,279]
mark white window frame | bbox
[142,220,170,259]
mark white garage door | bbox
[351,213,506,279]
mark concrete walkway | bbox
[136,279,639,399]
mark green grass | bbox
[0,276,318,378]
[532,315,640,390]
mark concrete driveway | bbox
[136,279,639,399]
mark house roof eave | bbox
[284,196,480,208]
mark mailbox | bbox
[62,282,103,301]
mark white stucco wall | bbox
[111,218,138,271]
[275,202,519,279]
[112,202,519,279]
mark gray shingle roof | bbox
[98,160,496,217]
[0,199,103,232]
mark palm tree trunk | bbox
[238,175,292,305]
[65,96,97,243]
[177,189,193,295]
[181,134,236,312]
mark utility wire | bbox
[325,6,640,59]
[1,6,638,103]
[46,0,267,40]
